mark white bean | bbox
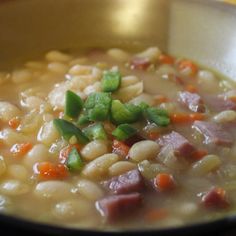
[0,180,29,196]
[81,140,109,161]
[0,102,21,122]
[214,110,236,123]
[77,179,104,201]
[136,47,161,62]
[52,199,92,220]
[107,48,130,62]
[120,76,140,88]
[129,93,155,106]
[23,96,45,110]
[129,140,160,162]
[37,121,60,146]
[109,161,136,176]
[83,81,101,96]
[11,69,32,83]
[24,144,49,168]
[82,153,119,179]
[197,70,219,92]
[7,165,29,181]
[34,181,73,200]
[47,62,68,74]
[45,50,72,62]
[0,156,6,176]
[0,128,27,146]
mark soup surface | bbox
[1,47,236,230]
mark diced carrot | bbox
[155,173,175,191]
[59,144,81,164]
[202,187,229,209]
[35,161,68,180]
[112,140,130,158]
[229,96,236,103]
[185,84,198,93]
[154,95,169,105]
[145,208,168,222]
[192,149,208,160]
[178,60,198,76]
[130,57,151,70]
[10,142,32,157]
[8,117,20,129]
[170,113,205,123]
[148,131,160,140]
[159,54,175,65]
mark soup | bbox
[0,47,236,230]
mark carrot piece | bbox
[35,161,68,180]
[145,208,168,222]
[154,95,169,105]
[148,131,160,140]
[185,84,198,93]
[112,140,130,158]
[170,113,205,123]
[178,60,198,76]
[192,149,208,160]
[159,54,175,65]
[10,142,32,157]
[59,144,81,164]
[229,96,236,103]
[155,173,175,191]
[8,117,20,129]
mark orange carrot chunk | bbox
[112,140,130,158]
[8,117,20,129]
[10,142,32,157]
[159,54,175,65]
[145,208,168,222]
[170,113,205,123]
[185,84,198,93]
[154,95,169,105]
[35,161,68,180]
[155,173,175,191]
[178,60,198,76]
[148,131,160,140]
[59,144,81,164]
[192,149,208,160]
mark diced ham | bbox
[104,169,145,194]
[158,131,196,158]
[179,91,205,113]
[204,95,236,112]
[96,193,142,221]
[202,187,229,209]
[193,121,233,147]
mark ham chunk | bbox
[204,95,236,112]
[159,131,195,158]
[104,169,145,194]
[179,91,205,113]
[96,193,142,221]
[193,121,233,147]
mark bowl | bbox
[0,0,236,235]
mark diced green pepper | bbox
[83,123,107,140]
[145,107,170,127]
[77,113,90,126]
[112,124,137,141]
[65,90,83,118]
[53,119,89,144]
[84,92,112,121]
[101,70,121,92]
[111,100,142,124]
[67,147,83,171]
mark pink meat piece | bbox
[96,193,142,221]
[104,169,145,194]
[204,95,236,112]
[179,91,205,112]
[193,121,233,147]
[159,131,196,158]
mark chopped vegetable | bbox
[59,144,81,164]
[170,113,205,123]
[147,131,160,140]
[145,107,170,127]
[10,142,32,157]
[66,147,83,171]
[77,113,90,126]
[153,95,169,105]
[178,59,198,76]
[145,208,168,222]
[185,84,198,93]
[8,117,20,129]
[53,119,89,144]
[83,123,107,140]
[35,161,68,180]
[155,173,175,191]
[130,57,151,70]
[111,100,142,124]
[159,54,175,64]
[101,70,121,92]
[65,90,83,118]
[112,124,137,141]
[84,92,112,121]
[112,139,130,158]
[192,149,208,160]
